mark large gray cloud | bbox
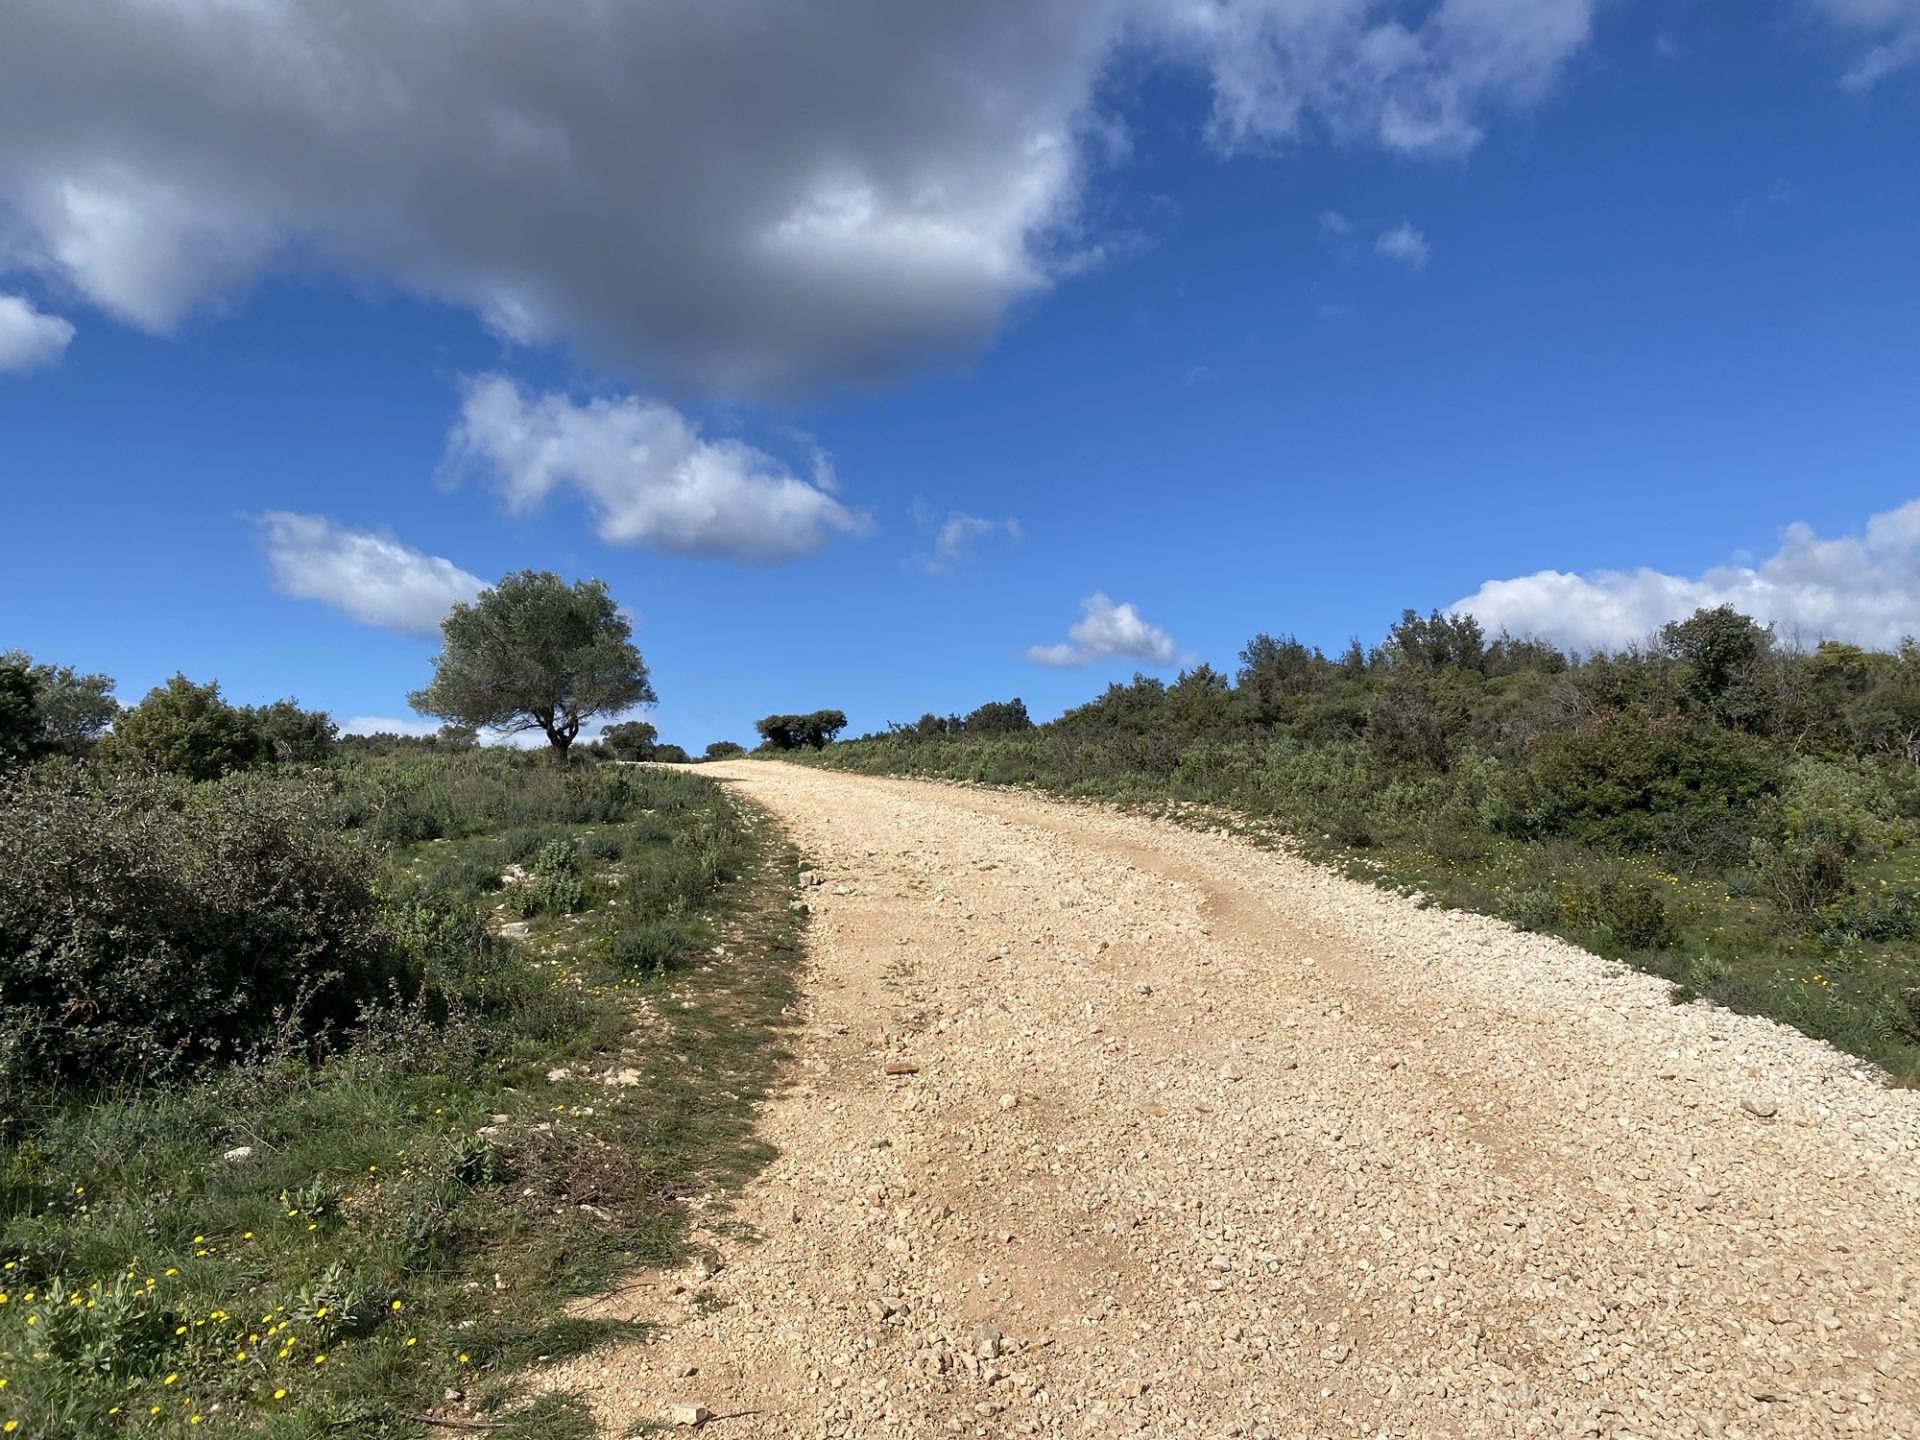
[0,1,1610,400]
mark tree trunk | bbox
[547,730,572,764]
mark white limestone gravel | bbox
[535,762,1920,1439]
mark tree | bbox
[755,710,847,750]
[602,720,660,761]
[409,570,655,763]
[653,742,691,763]
[962,698,1033,734]
[1659,605,1774,730]
[1,651,117,754]
[102,675,268,781]
[1236,633,1321,725]
[0,658,38,768]
[437,723,480,750]
[248,698,338,762]
[705,740,746,759]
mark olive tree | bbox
[409,570,655,763]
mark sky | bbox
[2,0,1918,750]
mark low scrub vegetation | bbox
[0,746,796,1438]
[802,606,1920,1080]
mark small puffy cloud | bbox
[257,511,484,636]
[447,375,870,566]
[0,292,74,372]
[1375,222,1430,269]
[1319,210,1353,236]
[1812,0,1920,88]
[1451,499,1920,652]
[912,507,1021,574]
[1027,592,1179,667]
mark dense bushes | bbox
[0,768,386,1089]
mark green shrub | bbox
[0,770,387,1088]
[510,838,585,917]
[582,832,624,861]
[611,918,695,973]
[99,674,267,781]
[1516,709,1785,854]
[1594,876,1680,951]
[1495,884,1563,932]
[1752,836,1851,927]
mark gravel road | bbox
[539,762,1920,1439]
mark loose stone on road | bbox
[538,762,1920,1438]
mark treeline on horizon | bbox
[810,604,1920,1079]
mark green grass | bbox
[0,765,801,1439]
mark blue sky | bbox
[2,0,1919,749]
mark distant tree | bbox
[102,675,267,781]
[705,740,746,759]
[756,710,848,750]
[408,570,655,764]
[1387,609,1486,674]
[1236,633,1322,724]
[1482,632,1569,678]
[802,710,848,748]
[962,698,1032,734]
[1853,638,1920,765]
[1659,605,1774,730]
[1168,664,1234,737]
[653,742,691,763]
[1,651,117,754]
[248,699,338,763]
[602,720,660,761]
[437,723,481,750]
[0,658,38,768]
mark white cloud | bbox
[448,375,870,566]
[1375,221,1430,269]
[1027,592,1179,667]
[1164,0,1598,156]
[0,2,1601,398]
[257,511,484,636]
[1811,0,1920,88]
[913,508,1022,574]
[0,292,73,372]
[1451,499,1920,652]
[1319,210,1353,236]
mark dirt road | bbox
[542,762,1920,1438]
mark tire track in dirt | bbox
[536,763,1920,1439]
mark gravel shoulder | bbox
[537,761,1920,1439]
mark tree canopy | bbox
[755,710,848,750]
[602,720,659,761]
[409,571,655,762]
[102,674,268,781]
